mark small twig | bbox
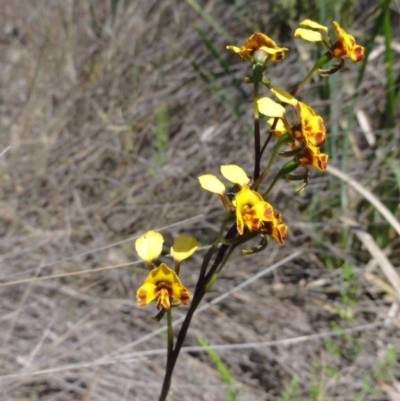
[0,146,11,158]
[0,261,138,288]
[0,214,204,281]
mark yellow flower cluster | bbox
[133,18,364,319]
[225,20,364,172]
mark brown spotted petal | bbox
[261,213,288,244]
[298,145,329,171]
[235,185,264,235]
[227,32,288,62]
[136,282,159,306]
[242,201,275,233]
[295,102,326,147]
[304,115,326,147]
[172,285,190,306]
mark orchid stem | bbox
[263,160,299,199]
[291,64,318,96]
[291,52,332,96]
[194,217,230,294]
[262,173,281,200]
[253,64,262,181]
[166,309,173,361]
[158,287,205,401]
[260,132,272,158]
[158,222,238,401]
[252,133,292,191]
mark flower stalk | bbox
[252,61,264,180]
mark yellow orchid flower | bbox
[235,185,275,235]
[136,263,190,310]
[198,165,287,240]
[135,231,197,309]
[295,20,364,63]
[259,91,325,149]
[259,94,328,171]
[293,102,326,148]
[289,102,327,171]
[227,32,288,63]
[331,21,364,62]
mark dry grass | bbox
[0,1,399,400]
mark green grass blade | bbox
[382,4,396,128]
[184,0,227,37]
[197,28,232,76]
[197,337,240,401]
[356,0,392,89]
[196,28,247,98]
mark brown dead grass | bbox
[0,1,399,400]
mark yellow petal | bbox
[299,19,328,33]
[267,118,286,136]
[135,231,163,263]
[235,185,264,235]
[298,101,316,117]
[198,174,225,195]
[298,145,329,171]
[257,97,285,118]
[259,46,288,55]
[136,282,158,306]
[242,201,275,233]
[263,215,288,244]
[171,235,198,262]
[349,45,364,62]
[332,21,348,41]
[235,185,263,206]
[171,283,190,305]
[236,212,245,235]
[226,45,241,54]
[156,288,171,310]
[244,32,279,51]
[220,165,250,186]
[248,201,275,222]
[294,28,323,42]
[271,88,298,106]
[154,263,190,305]
[145,262,177,284]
